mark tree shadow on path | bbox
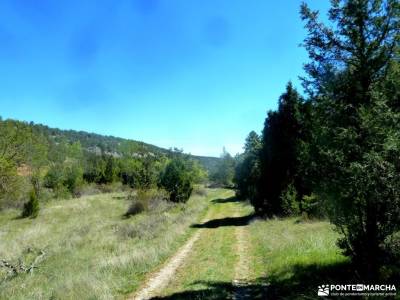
[149,279,268,300]
[150,261,359,299]
[211,197,242,204]
[190,214,255,229]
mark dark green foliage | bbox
[301,194,323,219]
[231,0,399,281]
[254,83,310,215]
[44,164,64,190]
[104,155,118,183]
[301,0,400,278]
[22,189,39,218]
[83,153,106,184]
[159,158,193,202]
[234,131,261,201]
[83,154,116,185]
[280,183,300,216]
[63,164,83,195]
[125,198,147,217]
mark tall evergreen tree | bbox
[159,157,193,202]
[301,0,400,278]
[254,82,305,215]
[234,131,261,201]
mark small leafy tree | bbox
[63,164,83,195]
[0,120,46,208]
[159,158,193,202]
[22,189,39,218]
[44,164,64,190]
[104,155,118,183]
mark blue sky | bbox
[0,0,329,157]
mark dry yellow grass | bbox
[0,189,226,299]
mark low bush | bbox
[124,189,167,217]
[159,158,193,203]
[125,201,146,217]
[21,189,39,218]
[301,193,324,219]
[281,184,299,216]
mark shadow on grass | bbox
[211,197,242,204]
[150,262,357,299]
[190,214,255,228]
[267,261,355,300]
[150,279,268,300]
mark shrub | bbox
[125,189,170,217]
[125,201,146,217]
[22,189,39,218]
[281,184,299,216]
[301,193,323,219]
[63,164,83,196]
[44,164,64,190]
[125,189,156,217]
[159,158,193,202]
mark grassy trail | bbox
[143,190,256,300]
[137,191,345,300]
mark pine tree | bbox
[301,0,400,278]
[234,131,261,201]
[255,82,305,215]
[159,158,193,202]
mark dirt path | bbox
[233,215,252,300]
[129,209,212,300]
[128,190,253,300]
[129,231,202,300]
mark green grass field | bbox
[249,217,351,299]
[0,189,226,300]
[1,190,352,300]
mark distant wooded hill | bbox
[9,119,220,174]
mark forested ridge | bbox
[0,117,218,210]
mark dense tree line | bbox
[0,120,208,216]
[235,0,399,280]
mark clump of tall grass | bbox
[124,189,168,217]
